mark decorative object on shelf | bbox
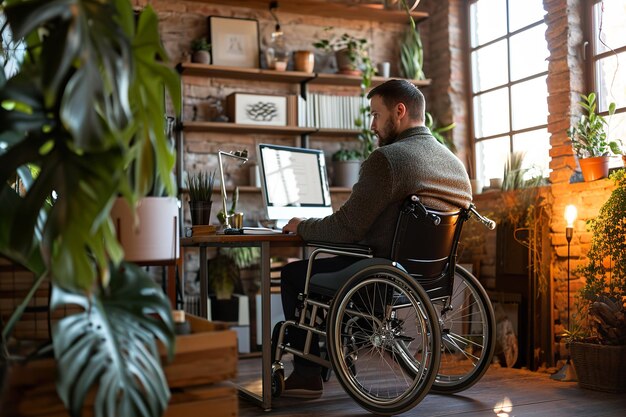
[551,205,578,382]
[187,170,216,226]
[294,50,315,73]
[376,61,390,78]
[0,3,179,416]
[191,37,211,64]
[205,95,229,122]
[218,150,249,232]
[313,29,371,75]
[332,147,362,188]
[568,92,621,182]
[265,1,289,71]
[226,92,287,126]
[567,170,626,392]
[208,16,260,68]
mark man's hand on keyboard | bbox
[282,217,304,234]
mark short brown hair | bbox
[366,79,425,121]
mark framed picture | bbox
[226,93,287,126]
[208,16,260,68]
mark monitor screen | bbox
[258,144,333,225]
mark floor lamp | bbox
[551,204,578,381]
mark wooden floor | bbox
[236,356,626,417]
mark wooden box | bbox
[162,314,238,388]
[1,315,238,417]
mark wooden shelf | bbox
[310,73,431,88]
[179,63,431,89]
[183,121,317,135]
[182,121,367,138]
[185,0,428,24]
[178,63,315,84]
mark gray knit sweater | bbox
[297,126,472,257]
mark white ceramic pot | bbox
[111,197,180,262]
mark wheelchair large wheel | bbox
[326,265,441,415]
[430,265,496,394]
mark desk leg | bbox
[199,246,208,319]
[260,241,272,410]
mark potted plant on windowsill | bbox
[568,92,621,181]
[568,170,626,393]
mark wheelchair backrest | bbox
[390,195,466,296]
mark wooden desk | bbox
[181,232,303,410]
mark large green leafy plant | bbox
[0,0,180,416]
[573,170,626,345]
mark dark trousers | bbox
[280,255,359,376]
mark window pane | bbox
[471,40,508,93]
[511,76,548,130]
[596,52,626,111]
[473,88,510,138]
[608,111,626,152]
[470,0,507,47]
[509,0,545,32]
[593,0,626,54]
[512,128,551,178]
[510,24,549,81]
[476,137,510,184]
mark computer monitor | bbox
[257,144,333,226]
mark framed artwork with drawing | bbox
[226,93,287,126]
[208,16,260,68]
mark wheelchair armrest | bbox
[306,241,372,256]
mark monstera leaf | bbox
[50,262,175,417]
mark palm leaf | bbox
[51,262,175,417]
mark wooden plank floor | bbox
[236,356,626,416]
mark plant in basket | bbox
[568,169,626,392]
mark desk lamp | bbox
[552,204,577,381]
[218,149,248,232]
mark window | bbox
[587,0,626,167]
[469,0,550,184]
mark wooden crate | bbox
[1,315,238,417]
[162,314,237,388]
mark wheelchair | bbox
[271,195,497,415]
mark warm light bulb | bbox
[564,204,577,228]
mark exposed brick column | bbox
[544,0,585,185]
[426,0,471,175]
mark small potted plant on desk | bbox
[568,169,626,392]
[568,92,621,181]
[187,170,216,227]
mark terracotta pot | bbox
[622,154,626,167]
[579,156,610,182]
[294,50,315,73]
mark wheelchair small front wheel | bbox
[327,264,441,415]
[271,363,285,398]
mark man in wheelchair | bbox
[280,79,473,400]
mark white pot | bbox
[111,197,180,262]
